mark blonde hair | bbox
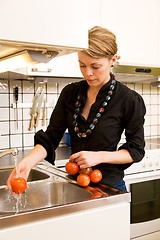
[83,26,118,59]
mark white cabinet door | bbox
[88,0,101,29]
[0,0,88,50]
[101,0,160,67]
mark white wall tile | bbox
[150,115,158,125]
[23,81,34,93]
[23,108,32,120]
[47,82,57,93]
[144,126,151,137]
[143,84,150,94]
[151,85,158,94]
[47,108,54,119]
[0,135,9,149]
[10,135,22,148]
[150,126,158,136]
[0,80,8,93]
[142,95,150,105]
[150,105,158,115]
[144,115,151,126]
[0,122,9,135]
[145,105,151,115]
[135,83,142,94]
[10,108,22,121]
[47,94,57,108]
[0,108,9,120]
[23,134,34,147]
[10,121,22,134]
[0,94,9,107]
[23,93,34,103]
[151,95,158,105]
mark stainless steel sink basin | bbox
[0,181,92,213]
[0,168,50,186]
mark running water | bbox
[12,154,24,214]
[13,154,19,176]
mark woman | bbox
[7,26,146,192]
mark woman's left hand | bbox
[69,151,102,169]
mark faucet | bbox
[0,148,19,158]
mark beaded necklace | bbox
[73,75,117,138]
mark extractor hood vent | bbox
[113,64,160,83]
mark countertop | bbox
[0,137,159,168]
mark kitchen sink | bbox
[0,181,92,213]
[0,167,50,186]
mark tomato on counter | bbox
[89,169,102,183]
[77,174,90,187]
[11,177,27,194]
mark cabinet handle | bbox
[31,68,52,73]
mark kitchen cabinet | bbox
[0,0,88,53]
[19,0,101,78]
[88,0,101,29]
[0,202,130,240]
[100,0,160,67]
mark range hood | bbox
[0,44,78,74]
[113,63,160,84]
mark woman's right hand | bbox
[7,160,30,195]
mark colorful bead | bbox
[82,133,87,137]
[106,95,111,101]
[73,120,78,126]
[102,101,107,107]
[108,90,112,95]
[93,118,98,124]
[75,108,80,113]
[89,124,95,130]
[110,85,114,90]
[75,101,81,107]
[77,132,82,138]
[86,129,92,135]
[73,114,78,120]
[99,107,104,113]
[96,112,101,118]
[74,127,79,132]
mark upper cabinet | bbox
[88,0,101,29]
[100,0,160,67]
[0,0,88,54]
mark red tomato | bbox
[77,174,90,187]
[11,177,27,194]
[89,169,102,183]
[79,167,92,175]
[65,162,79,175]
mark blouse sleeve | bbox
[34,84,72,164]
[118,90,146,169]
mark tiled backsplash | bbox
[0,78,159,151]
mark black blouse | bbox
[35,75,146,186]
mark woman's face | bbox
[78,52,117,88]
